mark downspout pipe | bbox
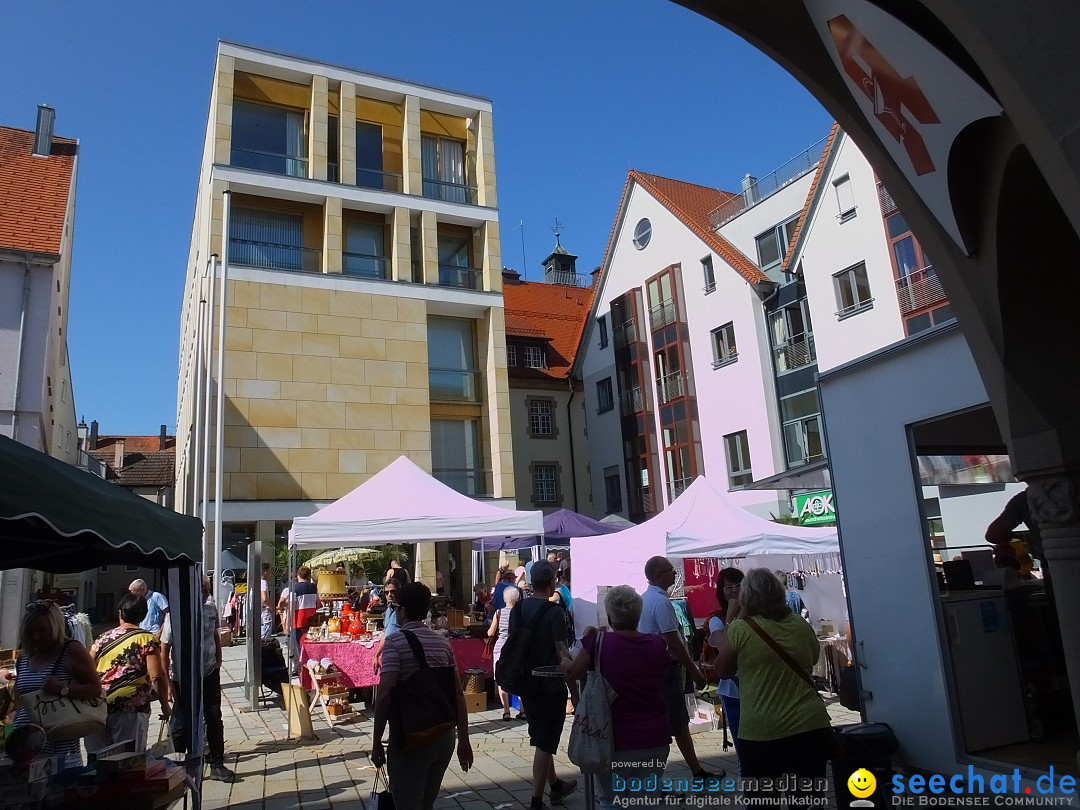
[566,375,579,513]
[10,255,33,443]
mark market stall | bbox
[297,637,490,690]
[570,476,841,632]
[287,455,543,694]
[0,434,206,808]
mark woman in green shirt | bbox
[712,568,832,801]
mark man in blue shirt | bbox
[373,579,401,672]
[130,578,169,634]
[639,556,718,782]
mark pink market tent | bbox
[570,476,839,631]
[289,455,543,548]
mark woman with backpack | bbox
[549,565,575,646]
[705,567,745,769]
[488,585,522,720]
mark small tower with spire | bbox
[540,218,582,286]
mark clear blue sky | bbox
[1,0,832,435]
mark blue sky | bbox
[1,0,831,435]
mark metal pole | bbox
[213,192,231,610]
[246,542,262,712]
[191,288,206,517]
[201,257,216,563]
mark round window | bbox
[632,218,652,250]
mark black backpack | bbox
[390,629,459,750]
[495,601,556,695]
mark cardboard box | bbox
[218,627,233,647]
[463,691,486,713]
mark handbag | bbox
[482,610,500,661]
[371,766,396,810]
[567,630,617,773]
[18,641,107,742]
[743,617,842,758]
[389,629,459,751]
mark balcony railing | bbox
[656,371,685,405]
[438,264,481,290]
[433,467,491,497]
[343,253,390,281]
[773,335,817,373]
[620,387,643,416]
[649,299,676,332]
[229,238,321,274]
[667,477,693,503]
[230,146,308,179]
[896,266,946,314]
[613,319,638,350]
[428,368,482,402]
[708,135,828,229]
[628,486,654,518]
[541,269,589,288]
[422,177,478,205]
[357,169,404,193]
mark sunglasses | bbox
[25,600,53,614]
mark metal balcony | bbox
[628,486,654,518]
[896,266,946,314]
[656,372,685,405]
[343,253,389,280]
[437,264,481,290]
[619,387,643,416]
[773,335,817,373]
[432,467,491,496]
[229,238,321,274]
[613,319,638,350]
[649,299,676,332]
[422,177,478,205]
[667,477,693,503]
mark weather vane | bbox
[551,217,565,248]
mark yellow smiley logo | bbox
[848,768,877,799]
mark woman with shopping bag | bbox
[12,600,102,768]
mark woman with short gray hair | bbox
[488,585,520,720]
[560,585,671,809]
[712,568,831,804]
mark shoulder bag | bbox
[389,629,459,751]
[567,630,617,773]
[743,617,840,758]
[18,640,107,742]
[482,610,500,660]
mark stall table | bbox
[299,636,490,690]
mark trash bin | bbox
[832,722,899,809]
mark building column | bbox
[339,82,357,187]
[213,55,235,166]
[392,207,412,282]
[310,76,329,181]
[419,210,439,285]
[483,307,513,500]
[1025,473,1080,770]
[414,542,437,591]
[324,197,343,274]
[402,95,422,196]
[478,221,502,294]
[473,110,497,209]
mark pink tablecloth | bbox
[299,636,492,690]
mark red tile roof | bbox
[92,435,175,454]
[624,171,768,285]
[781,122,841,275]
[88,434,176,489]
[503,281,596,381]
[0,126,78,255]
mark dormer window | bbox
[523,345,547,369]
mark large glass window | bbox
[769,300,815,372]
[422,135,467,203]
[437,235,477,289]
[528,399,554,436]
[781,389,824,467]
[432,418,483,495]
[344,222,387,280]
[711,322,738,368]
[604,466,622,514]
[834,262,873,316]
[355,122,385,190]
[755,214,799,269]
[230,208,316,273]
[327,115,339,183]
[231,100,307,178]
[427,317,479,401]
[596,378,614,413]
[533,465,558,504]
[724,431,753,489]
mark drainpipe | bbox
[566,375,579,513]
[10,256,33,443]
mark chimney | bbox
[89,420,99,450]
[33,105,56,157]
[741,173,759,205]
[501,267,522,286]
[159,424,168,451]
[113,438,126,472]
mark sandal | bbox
[516,712,527,720]
[502,710,512,721]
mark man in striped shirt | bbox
[371,583,473,808]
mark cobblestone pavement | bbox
[203,639,861,809]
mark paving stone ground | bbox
[201,638,861,809]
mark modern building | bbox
[0,107,81,646]
[176,43,511,603]
[503,243,593,517]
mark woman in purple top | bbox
[561,585,671,809]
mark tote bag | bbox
[18,641,106,742]
[567,631,617,773]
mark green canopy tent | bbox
[0,434,207,808]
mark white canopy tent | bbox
[570,476,841,631]
[289,455,544,548]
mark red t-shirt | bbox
[292,581,319,629]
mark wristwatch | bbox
[60,685,70,697]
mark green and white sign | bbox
[793,490,836,526]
